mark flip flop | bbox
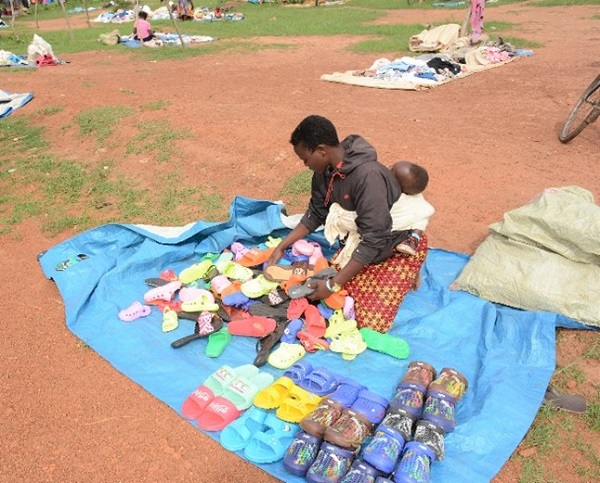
[244,414,299,464]
[260,287,289,306]
[287,298,309,320]
[181,364,259,420]
[205,326,232,358]
[359,328,410,360]
[253,376,296,410]
[144,277,170,288]
[297,331,330,353]
[170,313,224,349]
[276,385,323,423]
[287,280,318,299]
[220,406,268,451]
[118,301,151,322]
[268,343,306,370]
[238,246,275,268]
[298,367,340,396]
[197,372,275,431]
[248,302,289,320]
[264,262,315,283]
[254,320,289,367]
[228,316,277,338]
[542,385,587,413]
[303,304,326,338]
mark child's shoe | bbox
[393,442,435,483]
[395,230,422,257]
[283,431,323,477]
[362,425,406,474]
[306,442,356,483]
[340,459,382,483]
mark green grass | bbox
[36,105,65,116]
[126,120,192,162]
[141,100,172,111]
[0,117,47,159]
[76,106,135,142]
[280,170,312,195]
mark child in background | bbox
[133,11,155,42]
[390,161,435,256]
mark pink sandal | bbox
[119,301,152,322]
[144,280,182,304]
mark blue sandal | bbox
[220,407,268,452]
[244,413,298,464]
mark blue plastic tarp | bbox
[38,196,582,482]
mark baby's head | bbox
[391,161,429,195]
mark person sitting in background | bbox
[133,11,155,42]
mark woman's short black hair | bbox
[290,115,340,151]
[138,11,148,19]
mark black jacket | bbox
[300,135,405,265]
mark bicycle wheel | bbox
[559,74,600,143]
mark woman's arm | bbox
[267,222,311,266]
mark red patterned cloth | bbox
[342,234,428,333]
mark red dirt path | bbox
[1,4,599,482]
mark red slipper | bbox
[297,331,330,352]
[228,316,277,337]
[287,298,309,320]
[304,304,326,338]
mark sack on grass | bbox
[99,29,121,46]
[27,34,58,63]
[452,186,600,327]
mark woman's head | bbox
[290,115,341,174]
[290,115,340,151]
[138,11,148,20]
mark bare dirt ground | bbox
[1,3,599,482]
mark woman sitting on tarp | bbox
[268,115,430,333]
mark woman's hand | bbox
[306,279,331,302]
[267,244,285,266]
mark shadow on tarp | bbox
[38,196,586,483]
